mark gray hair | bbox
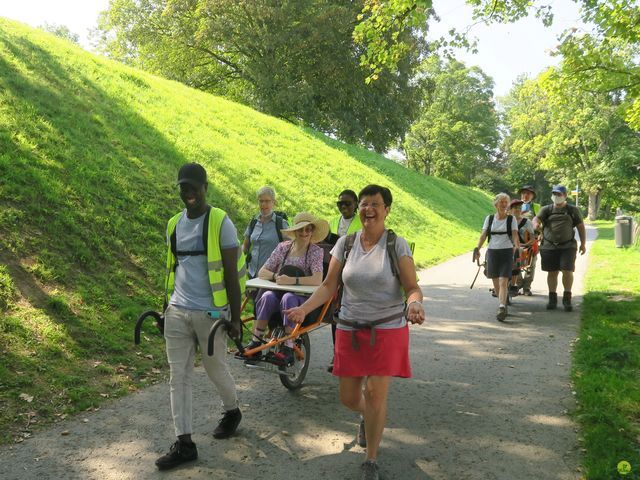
[493,192,510,206]
[256,185,276,201]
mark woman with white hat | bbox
[245,212,329,366]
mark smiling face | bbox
[294,224,315,247]
[359,193,389,230]
[180,182,208,217]
[495,196,510,215]
[337,194,356,219]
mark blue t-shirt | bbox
[169,210,238,311]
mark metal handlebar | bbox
[134,310,164,345]
[207,319,244,356]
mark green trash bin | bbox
[614,216,633,247]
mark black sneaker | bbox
[213,408,242,439]
[563,291,573,312]
[155,440,197,470]
[496,306,507,322]
[360,459,379,480]
[509,286,520,296]
[547,292,558,310]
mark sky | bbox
[0,0,588,98]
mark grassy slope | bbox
[0,18,492,443]
[574,223,640,479]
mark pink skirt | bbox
[332,324,411,378]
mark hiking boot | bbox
[357,417,366,448]
[509,285,520,296]
[155,440,197,470]
[236,340,263,364]
[547,292,558,310]
[523,288,532,296]
[273,345,295,367]
[563,291,573,312]
[360,459,379,480]
[213,408,242,439]
[496,305,507,322]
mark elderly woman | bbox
[242,186,289,279]
[473,193,521,321]
[243,212,329,366]
[285,185,425,480]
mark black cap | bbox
[177,163,207,187]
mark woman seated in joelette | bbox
[247,212,329,365]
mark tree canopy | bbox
[404,56,499,186]
[95,0,427,152]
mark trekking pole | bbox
[470,257,485,290]
[134,310,164,344]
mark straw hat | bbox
[281,212,330,244]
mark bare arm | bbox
[221,246,242,338]
[398,255,425,325]
[283,257,342,323]
[473,230,488,262]
[577,223,587,254]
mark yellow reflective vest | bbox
[164,207,246,308]
[329,214,362,236]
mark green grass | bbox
[0,18,493,443]
[573,222,640,479]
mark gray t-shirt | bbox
[331,230,412,330]
[170,210,238,311]
[482,215,518,250]
[244,213,289,277]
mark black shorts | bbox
[540,248,577,272]
[486,248,513,279]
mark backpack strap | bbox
[487,214,514,244]
[386,229,400,279]
[170,206,211,260]
[487,214,494,241]
[275,214,284,242]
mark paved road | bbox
[0,226,596,480]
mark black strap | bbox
[170,206,211,262]
[247,213,285,255]
[487,214,514,243]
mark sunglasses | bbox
[336,201,354,208]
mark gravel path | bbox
[0,226,596,480]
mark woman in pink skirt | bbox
[285,185,425,480]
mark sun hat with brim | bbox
[281,212,330,244]
[509,199,524,208]
[518,184,536,200]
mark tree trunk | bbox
[587,190,602,221]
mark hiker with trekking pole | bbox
[473,193,521,321]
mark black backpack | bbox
[246,211,288,263]
[486,214,514,244]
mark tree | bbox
[404,56,499,185]
[95,0,426,151]
[40,23,80,45]
[502,68,640,219]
